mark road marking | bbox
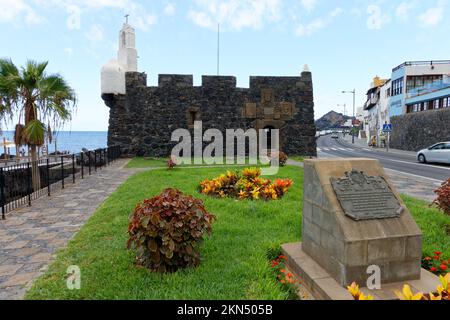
[384,168,444,184]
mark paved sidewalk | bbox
[0,158,141,300]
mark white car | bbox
[417,142,450,164]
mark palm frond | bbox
[23,119,46,146]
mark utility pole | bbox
[337,104,347,116]
[342,90,356,144]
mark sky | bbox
[1,0,449,131]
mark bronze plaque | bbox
[330,170,402,221]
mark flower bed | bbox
[199,168,293,201]
[422,251,449,275]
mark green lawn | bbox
[127,156,302,168]
[26,165,303,300]
[25,165,450,300]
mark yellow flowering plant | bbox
[347,273,449,301]
[199,168,293,201]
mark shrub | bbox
[433,178,450,215]
[127,188,215,273]
[167,155,178,170]
[199,168,294,201]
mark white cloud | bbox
[35,0,158,31]
[187,0,282,31]
[396,2,413,21]
[134,14,158,31]
[295,8,342,37]
[295,18,324,36]
[330,7,343,18]
[85,24,104,44]
[300,0,317,13]
[418,7,444,27]
[164,2,176,16]
[0,0,42,25]
[366,5,390,30]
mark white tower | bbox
[118,21,138,72]
[101,17,138,95]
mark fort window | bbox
[186,107,201,128]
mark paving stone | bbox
[0,159,138,299]
[0,272,38,288]
[29,253,53,263]
[0,264,23,276]
[3,241,29,250]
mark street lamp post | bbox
[342,90,356,144]
[337,104,347,116]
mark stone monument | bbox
[282,158,440,300]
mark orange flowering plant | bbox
[199,168,293,201]
[422,251,449,276]
[270,254,301,299]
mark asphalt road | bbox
[316,135,450,182]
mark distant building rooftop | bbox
[392,60,450,72]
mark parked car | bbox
[417,142,450,164]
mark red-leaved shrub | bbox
[433,178,450,215]
[127,188,215,273]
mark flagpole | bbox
[217,23,220,76]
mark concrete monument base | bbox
[282,242,441,300]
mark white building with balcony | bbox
[389,60,450,117]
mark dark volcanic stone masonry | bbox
[102,71,317,157]
[390,108,450,151]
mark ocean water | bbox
[0,131,108,155]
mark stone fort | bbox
[101,23,317,157]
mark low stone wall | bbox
[390,108,450,151]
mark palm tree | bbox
[0,59,76,190]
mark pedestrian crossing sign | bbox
[382,124,393,132]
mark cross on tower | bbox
[125,14,129,24]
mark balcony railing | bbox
[392,60,450,72]
[406,80,450,99]
[364,96,379,110]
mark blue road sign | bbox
[382,124,393,132]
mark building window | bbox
[443,97,450,108]
[392,78,404,96]
[434,99,440,109]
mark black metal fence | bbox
[0,145,121,219]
